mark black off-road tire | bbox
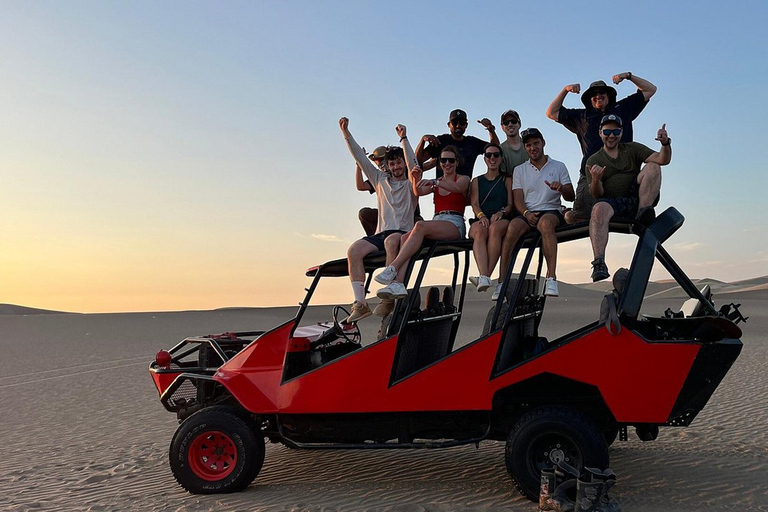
[169,406,265,494]
[505,406,609,501]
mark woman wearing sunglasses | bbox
[374,146,470,299]
[468,143,514,291]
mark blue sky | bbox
[1,1,767,312]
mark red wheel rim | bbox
[188,430,238,481]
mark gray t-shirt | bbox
[500,139,529,177]
[345,135,418,233]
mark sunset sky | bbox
[2,1,766,313]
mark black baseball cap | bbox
[520,127,544,142]
[501,109,520,123]
[449,109,468,122]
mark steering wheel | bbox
[332,305,362,344]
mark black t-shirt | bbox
[557,91,648,175]
[426,134,487,179]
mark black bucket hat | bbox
[581,80,617,109]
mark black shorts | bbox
[528,209,566,227]
[362,230,405,251]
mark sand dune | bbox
[1,291,766,510]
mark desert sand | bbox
[1,283,766,511]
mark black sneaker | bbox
[636,206,656,227]
[591,258,610,282]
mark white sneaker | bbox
[377,282,408,299]
[478,275,492,292]
[545,277,559,297]
[374,265,397,285]
[373,299,395,317]
[491,283,502,301]
[469,276,480,288]
[346,301,372,322]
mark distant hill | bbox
[0,304,71,316]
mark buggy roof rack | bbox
[307,217,647,278]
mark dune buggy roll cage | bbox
[297,207,725,342]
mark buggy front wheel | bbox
[169,406,265,494]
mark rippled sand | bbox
[1,293,765,511]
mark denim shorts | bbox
[432,213,466,239]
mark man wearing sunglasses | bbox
[498,109,529,177]
[496,128,574,298]
[546,72,657,223]
[415,108,500,179]
[586,115,671,282]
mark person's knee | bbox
[384,234,400,251]
[347,242,364,260]
[642,162,661,176]
[537,216,557,233]
[470,225,487,240]
[591,202,613,223]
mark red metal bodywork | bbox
[212,320,700,424]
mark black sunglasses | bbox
[484,152,501,158]
[502,118,519,126]
[450,120,468,126]
[439,157,456,164]
[602,128,622,136]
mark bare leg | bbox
[391,220,460,282]
[487,219,510,277]
[589,202,615,259]
[347,239,378,282]
[469,222,490,277]
[537,214,560,279]
[499,218,531,281]
[383,233,403,266]
[637,162,661,208]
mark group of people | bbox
[340,72,672,323]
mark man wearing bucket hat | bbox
[546,72,657,222]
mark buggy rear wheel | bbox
[505,406,608,501]
[170,406,264,494]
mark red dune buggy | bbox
[150,207,745,500]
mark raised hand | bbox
[655,123,669,145]
[396,124,407,138]
[421,134,438,147]
[565,84,581,94]
[339,117,350,134]
[477,118,495,131]
[612,72,630,84]
[411,165,423,181]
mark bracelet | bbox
[477,212,486,219]
[627,72,632,80]
[661,138,671,146]
[400,136,407,141]
[523,210,530,216]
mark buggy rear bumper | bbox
[666,338,742,426]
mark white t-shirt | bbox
[511,157,572,211]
